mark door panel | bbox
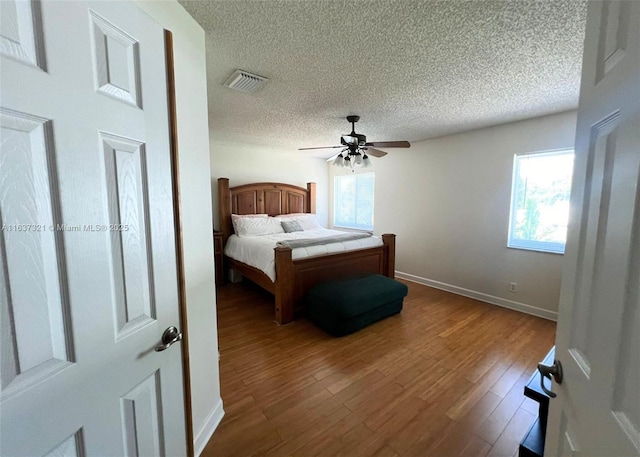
[595,0,630,82]
[0,0,46,69]
[101,133,156,339]
[546,1,640,455]
[567,113,620,380]
[0,1,186,456]
[90,11,142,108]
[44,431,84,457]
[0,109,73,399]
[121,371,164,457]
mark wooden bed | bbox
[218,178,396,325]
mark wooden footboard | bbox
[274,234,396,324]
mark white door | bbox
[545,1,639,455]
[0,1,187,456]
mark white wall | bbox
[209,139,329,228]
[134,2,222,454]
[330,110,577,319]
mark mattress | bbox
[224,228,384,282]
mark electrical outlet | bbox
[509,282,517,293]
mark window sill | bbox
[507,245,565,255]
[332,225,373,233]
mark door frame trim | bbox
[164,29,195,457]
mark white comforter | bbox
[224,228,383,282]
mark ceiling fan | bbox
[298,115,410,168]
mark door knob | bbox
[537,359,563,398]
[155,326,182,352]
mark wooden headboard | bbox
[218,178,316,244]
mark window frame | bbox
[333,172,375,231]
[507,148,574,255]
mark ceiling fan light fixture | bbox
[333,149,372,169]
[299,115,410,167]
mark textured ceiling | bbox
[180,0,587,157]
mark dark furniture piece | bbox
[217,178,397,325]
[305,274,408,336]
[213,231,224,285]
[519,347,554,457]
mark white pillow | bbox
[234,216,284,237]
[277,213,321,230]
[231,214,267,234]
[281,220,304,233]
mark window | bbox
[508,149,574,254]
[334,172,375,230]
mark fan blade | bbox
[364,141,410,148]
[326,153,340,162]
[365,147,387,158]
[298,145,343,150]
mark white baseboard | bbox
[395,271,558,322]
[194,398,225,457]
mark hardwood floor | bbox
[201,279,556,457]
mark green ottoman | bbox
[305,274,408,336]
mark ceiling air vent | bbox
[223,70,268,94]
